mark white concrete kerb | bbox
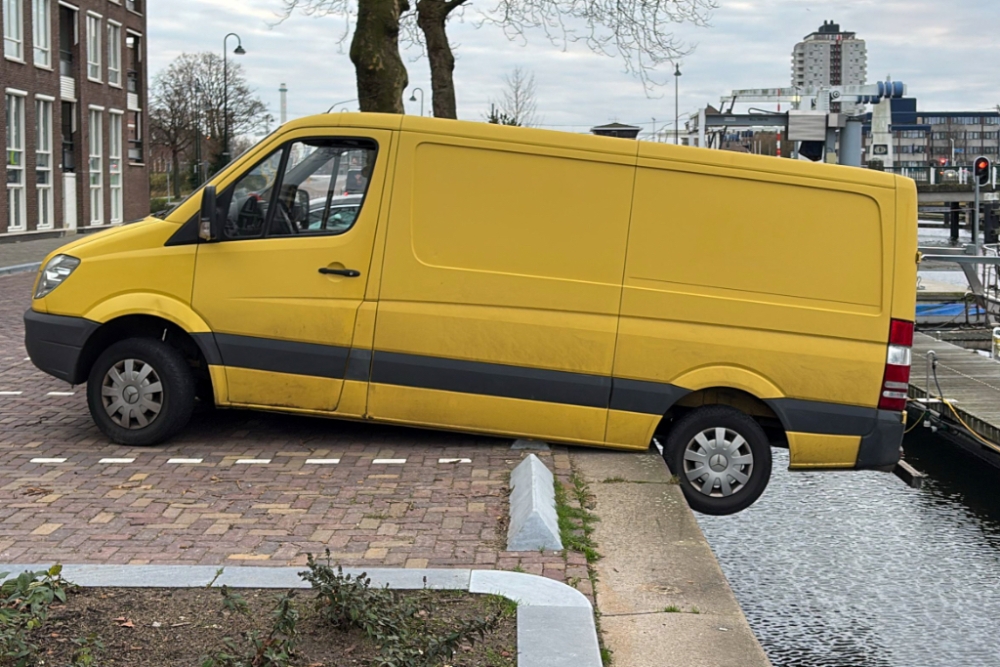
[0,262,41,277]
[0,564,602,667]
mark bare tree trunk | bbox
[416,0,461,119]
[351,0,410,114]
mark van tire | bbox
[664,406,772,516]
[87,338,196,446]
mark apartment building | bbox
[792,21,867,89]
[862,98,1000,168]
[2,0,148,237]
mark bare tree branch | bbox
[490,67,539,127]
[479,0,718,91]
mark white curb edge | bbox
[0,262,41,277]
[0,564,602,667]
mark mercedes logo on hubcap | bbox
[709,454,729,471]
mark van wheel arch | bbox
[656,386,789,449]
[76,315,214,404]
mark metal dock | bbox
[910,332,1000,460]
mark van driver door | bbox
[191,128,392,413]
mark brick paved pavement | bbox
[0,273,591,596]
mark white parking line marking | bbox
[439,458,472,464]
[236,459,271,464]
[168,458,204,464]
[305,459,341,465]
[99,458,136,464]
[0,391,23,396]
[23,357,30,361]
[31,458,67,464]
[373,458,406,465]
[46,391,75,396]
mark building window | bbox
[32,0,49,67]
[968,132,982,140]
[86,13,100,81]
[125,0,141,13]
[6,93,26,231]
[109,112,122,223]
[61,101,75,171]
[125,32,140,96]
[3,0,23,60]
[107,21,120,86]
[89,108,103,225]
[35,98,54,229]
[127,109,142,162]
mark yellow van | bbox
[24,113,917,515]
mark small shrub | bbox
[301,551,504,667]
[70,634,104,667]
[200,587,299,667]
[0,564,70,667]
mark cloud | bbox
[147,0,1000,139]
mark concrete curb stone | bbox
[0,262,41,277]
[0,564,602,667]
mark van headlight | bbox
[34,255,81,299]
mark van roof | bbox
[284,112,897,189]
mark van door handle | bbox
[318,267,361,277]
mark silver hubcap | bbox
[101,358,163,429]
[683,427,754,498]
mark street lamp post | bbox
[409,88,425,117]
[223,32,245,165]
[674,64,682,146]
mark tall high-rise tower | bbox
[792,21,867,89]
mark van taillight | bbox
[879,319,914,412]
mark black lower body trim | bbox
[610,378,690,414]
[856,410,904,470]
[371,351,612,409]
[766,398,877,436]
[24,309,100,384]
[214,333,350,380]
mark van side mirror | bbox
[199,185,220,242]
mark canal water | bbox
[697,430,1000,667]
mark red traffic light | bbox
[974,155,992,186]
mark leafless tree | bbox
[149,52,270,188]
[490,67,538,127]
[278,0,716,118]
[149,63,196,197]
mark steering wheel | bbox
[273,198,299,235]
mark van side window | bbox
[268,138,377,238]
[222,148,284,240]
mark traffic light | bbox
[975,156,991,186]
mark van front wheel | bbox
[664,406,772,516]
[87,338,196,446]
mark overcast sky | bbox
[148,0,1000,138]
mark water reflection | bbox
[696,430,1000,667]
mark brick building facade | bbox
[2,0,148,237]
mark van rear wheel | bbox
[664,406,772,516]
[87,338,196,446]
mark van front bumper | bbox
[855,410,905,471]
[24,309,99,385]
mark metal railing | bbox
[877,165,998,187]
